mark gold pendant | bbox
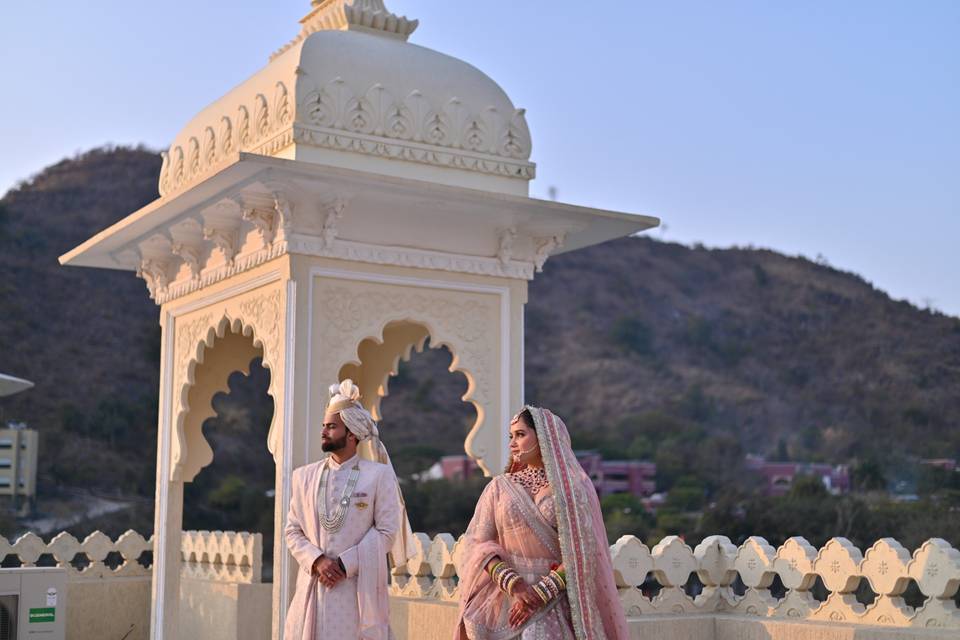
[355,502,369,510]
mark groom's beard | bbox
[321,434,348,453]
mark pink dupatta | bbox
[528,406,630,640]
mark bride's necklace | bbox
[318,459,361,532]
[511,465,549,497]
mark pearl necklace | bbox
[318,460,361,532]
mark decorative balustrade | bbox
[392,533,960,631]
[0,530,152,580]
[2,529,957,633]
[180,530,263,583]
[0,529,263,584]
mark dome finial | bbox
[302,0,418,41]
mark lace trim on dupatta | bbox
[528,407,606,640]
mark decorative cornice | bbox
[149,235,533,305]
[154,241,288,305]
[290,236,535,280]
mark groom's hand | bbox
[312,555,346,588]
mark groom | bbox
[284,380,413,640]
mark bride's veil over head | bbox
[523,406,630,640]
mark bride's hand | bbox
[509,580,543,621]
[509,599,534,628]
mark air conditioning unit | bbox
[0,568,66,640]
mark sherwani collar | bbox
[325,452,359,471]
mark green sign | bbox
[29,607,55,623]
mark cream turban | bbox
[325,378,416,565]
[326,380,378,442]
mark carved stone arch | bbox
[314,278,500,473]
[338,319,477,425]
[170,285,285,482]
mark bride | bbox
[453,406,629,639]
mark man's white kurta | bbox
[284,454,401,640]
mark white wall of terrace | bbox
[3,529,958,639]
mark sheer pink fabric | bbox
[454,407,630,640]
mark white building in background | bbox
[0,425,38,501]
[0,374,38,507]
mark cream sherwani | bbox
[284,454,401,640]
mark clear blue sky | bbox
[2,1,957,315]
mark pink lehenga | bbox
[454,407,630,640]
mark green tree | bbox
[601,493,653,542]
[610,315,654,356]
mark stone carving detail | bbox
[203,225,239,267]
[238,106,251,146]
[243,205,276,248]
[497,227,516,266]
[274,81,292,128]
[219,116,234,155]
[254,94,270,139]
[238,288,283,371]
[293,77,534,183]
[158,83,291,197]
[533,233,566,272]
[272,191,294,243]
[171,242,203,281]
[187,137,200,178]
[137,259,173,300]
[203,127,217,167]
[320,197,347,250]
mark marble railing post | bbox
[694,534,738,611]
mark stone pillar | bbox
[151,311,181,639]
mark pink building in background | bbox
[435,452,656,499]
[745,455,851,496]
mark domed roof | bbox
[158,0,534,199]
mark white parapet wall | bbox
[389,532,960,638]
[0,530,153,640]
[2,529,958,639]
[178,530,272,640]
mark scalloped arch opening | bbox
[176,322,273,484]
[337,319,479,472]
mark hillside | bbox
[2,147,959,532]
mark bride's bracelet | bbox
[533,569,567,604]
[489,561,521,595]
